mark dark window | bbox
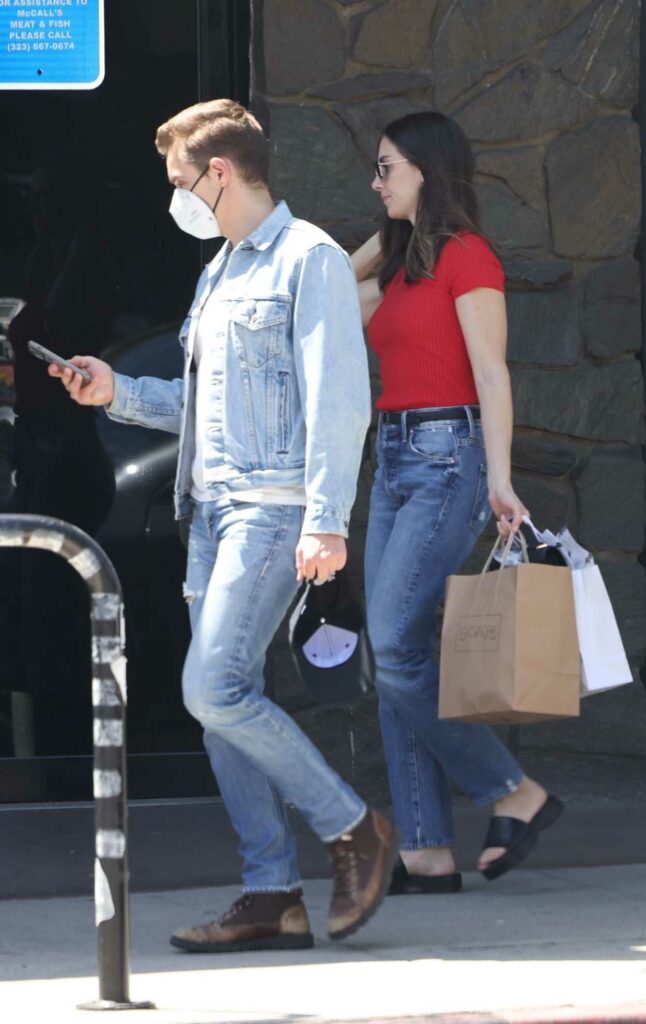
[0,0,250,799]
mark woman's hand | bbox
[489,482,529,536]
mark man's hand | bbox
[295,533,347,583]
[48,356,115,407]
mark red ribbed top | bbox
[368,232,505,410]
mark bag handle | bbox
[481,530,529,575]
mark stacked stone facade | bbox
[251,0,644,801]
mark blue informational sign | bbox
[0,0,104,89]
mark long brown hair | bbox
[378,112,483,290]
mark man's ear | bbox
[209,156,230,185]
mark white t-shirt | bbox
[190,292,306,507]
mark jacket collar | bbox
[239,200,292,251]
[201,201,292,295]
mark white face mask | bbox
[169,167,224,239]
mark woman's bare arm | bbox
[456,287,529,533]
[358,278,382,327]
[350,231,382,283]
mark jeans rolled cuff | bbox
[241,883,304,894]
[399,839,455,850]
[472,775,524,807]
[323,802,368,844]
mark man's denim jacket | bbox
[106,202,372,537]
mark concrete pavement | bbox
[4,794,646,900]
[2,864,646,1024]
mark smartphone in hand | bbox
[28,340,92,384]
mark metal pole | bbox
[0,514,154,1012]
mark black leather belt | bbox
[380,406,481,427]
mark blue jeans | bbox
[365,410,524,850]
[183,499,366,891]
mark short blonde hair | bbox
[155,99,269,185]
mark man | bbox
[50,98,397,952]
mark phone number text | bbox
[7,39,74,49]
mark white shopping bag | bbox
[521,518,632,696]
[571,565,633,696]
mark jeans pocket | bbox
[407,424,457,464]
[469,463,491,536]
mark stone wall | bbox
[251,0,645,803]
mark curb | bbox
[324,1007,646,1024]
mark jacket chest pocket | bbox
[229,299,290,367]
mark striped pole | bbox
[0,514,154,1011]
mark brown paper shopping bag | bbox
[439,534,580,724]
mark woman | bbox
[352,112,562,893]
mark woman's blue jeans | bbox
[365,410,524,850]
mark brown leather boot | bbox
[327,810,399,940]
[170,889,314,953]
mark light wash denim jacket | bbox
[106,202,371,537]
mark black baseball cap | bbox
[288,568,375,706]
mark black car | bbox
[95,324,196,756]
[0,320,201,765]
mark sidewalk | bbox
[4,791,646,900]
[2,864,646,1024]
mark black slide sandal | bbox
[480,795,564,881]
[389,858,462,895]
